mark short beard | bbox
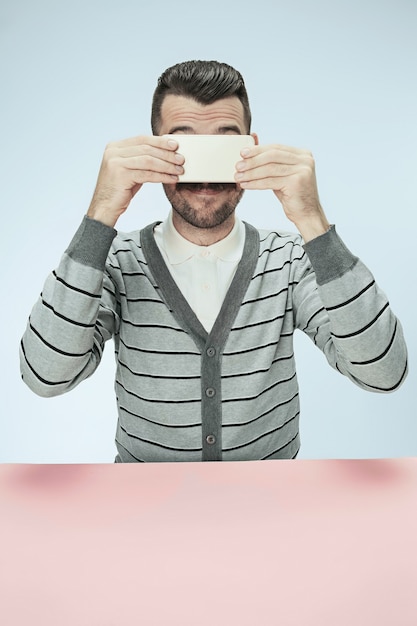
[163,183,244,230]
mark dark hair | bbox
[151,60,251,134]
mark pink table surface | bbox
[1,458,416,626]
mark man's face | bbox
[158,95,251,231]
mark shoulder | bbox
[111,228,141,249]
[109,221,160,253]
[248,224,305,261]
[244,224,310,285]
[106,224,156,271]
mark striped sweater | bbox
[20,216,408,462]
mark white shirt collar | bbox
[160,212,245,265]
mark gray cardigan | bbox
[20,217,408,462]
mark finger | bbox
[236,162,299,181]
[130,170,181,185]
[123,154,184,177]
[240,144,310,161]
[106,135,179,151]
[113,144,185,166]
[102,143,184,180]
[237,151,311,176]
[237,176,289,190]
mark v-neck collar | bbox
[140,221,260,354]
[159,212,245,265]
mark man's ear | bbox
[250,132,259,145]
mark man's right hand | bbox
[87,135,184,228]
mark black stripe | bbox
[118,358,200,380]
[332,302,389,339]
[251,254,306,281]
[28,321,90,357]
[52,271,101,299]
[118,295,166,305]
[111,252,149,269]
[222,353,294,378]
[119,335,200,356]
[231,310,291,331]
[326,280,376,311]
[223,371,297,403]
[223,391,299,427]
[224,413,299,452]
[258,239,301,259]
[119,404,200,428]
[41,299,96,328]
[223,334,292,356]
[113,236,144,248]
[259,231,295,243]
[102,284,116,298]
[312,326,321,345]
[107,263,153,278]
[360,360,408,392]
[120,318,188,333]
[112,247,144,256]
[20,341,71,386]
[94,322,106,344]
[291,446,300,459]
[350,322,398,365]
[115,379,200,404]
[302,306,326,332]
[114,438,145,462]
[260,431,300,459]
[119,423,202,452]
[241,285,292,307]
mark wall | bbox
[1,0,415,461]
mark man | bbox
[20,60,408,462]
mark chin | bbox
[162,181,244,229]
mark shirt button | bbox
[206,435,216,445]
[205,387,216,398]
[206,347,216,357]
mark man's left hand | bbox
[235,144,330,242]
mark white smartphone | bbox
[164,134,255,182]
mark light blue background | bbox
[1,0,415,462]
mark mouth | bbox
[176,182,238,194]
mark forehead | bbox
[159,94,246,133]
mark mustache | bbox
[176,182,238,192]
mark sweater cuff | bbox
[303,225,358,285]
[65,216,117,270]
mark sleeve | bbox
[292,226,408,392]
[19,217,119,397]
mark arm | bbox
[293,226,408,391]
[87,135,184,227]
[20,218,118,397]
[235,142,408,390]
[235,141,329,242]
[20,135,185,396]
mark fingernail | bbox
[241,148,250,157]
[236,161,245,171]
[168,139,178,149]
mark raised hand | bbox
[235,143,330,241]
[87,135,185,227]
